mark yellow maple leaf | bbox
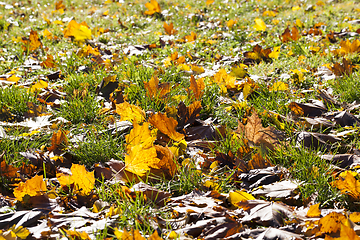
[269,81,288,91]
[13,175,47,201]
[63,20,92,41]
[213,69,236,92]
[306,203,321,218]
[125,144,160,176]
[253,18,266,31]
[57,164,95,195]
[333,171,360,199]
[125,121,156,151]
[144,0,161,15]
[188,75,205,100]
[115,102,145,123]
[148,113,184,142]
[7,75,21,83]
[9,225,30,239]
[144,76,170,99]
[21,30,42,52]
[269,46,281,59]
[227,19,237,28]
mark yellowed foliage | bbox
[253,18,266,31]
[125,144,160,177]
[269,81,288,91]
[63,20,92,41]
[333,171,360,199]
[13,175,47,201]
[57,164,95,195]
[115,102,145,123]
[163,22,178,35]
[228,191,255,206]
[29,80,48,92]
[144,76,170,99]
[306,203,321,218]
[144,0,161,15]
[189,75,205,100]
[125,121,156,151]
[213,68,236,92]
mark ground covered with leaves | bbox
[1,0,360,239]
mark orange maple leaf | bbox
[0,161,19,178]
[149,112,185,142]
[144,0,161,15]
[188,75,205,100]
[47,129,69,152]
[57,164,95,195]
[13,175,47,201]
[280,26,301,43]
[152,145,178,179]
[184,32,197,43]
[41,54,56,68]
[144,76,170,99]
[164,22,178,35]
[21,30,42,52]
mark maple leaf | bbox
[333,39,360,55]
[13,175,47,201]
[331,58,353,76]
[188,75,205,100]
[144,0,161,15]
[235,111,284,150]
[306,203,321,218]
[0,160,19,178]
[333,171,360,199]
[213,68,236,93]
[324,224,360,240]
[41,54,56,68]
[152,145,177,179]
[244,44,272,63]
[269,81,288,91]
[29,80,48,93]
[125,144,160,177]
[21,30,42,52]
[184,32,197,43]
[57,164,95,195]
[47,129,69,152]
[149,112,185,142]
[319,212,348,234]
[115,102,145,123]
[280,26,301,43]
[144,76,170,99]
[63,20,92,41]
[163,22,178,35]
[176,101,202,129]
[125,121,156,151]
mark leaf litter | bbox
[1,0,360,239]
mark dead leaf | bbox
[115,102,145,123]
[47,129,69,152]
[13,175,47,201]
[176,101,201,130]
[21,30,42,52]
[144,0,161,16]
[63,20,92,41]
[333,171,360,199]
[144,76,170,99]
[280,26,301,43]
[57,164,95,195]
[149,112,185,142]
[164,22,178,35]
[188,75,205,100]
[306,203,321,218]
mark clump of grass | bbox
[331,72,360,103]
[0,86,36,121]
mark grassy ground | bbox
[1,0,360,239]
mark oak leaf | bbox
[144,0,161,15]
[57,164,95,195]
[13,175,47,201]
[115,102,145,123]
[149,113,184,142]
[235,112,284,150]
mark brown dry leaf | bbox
[176,101,201,129]
[130,182,171,206]
[13,175,47,201]
[331,58,353,76]
[47,129,69,152]
[280,26,301,43]
[149,112,185,142]
[235,112,284,150]
[188,75,205,100]
[333,171,360,199]
[144,76,170,99]
[243,44,272,63]
[0,160,19,178]
[163,22,178,35]
[306,203,321,218]
[41,54,56,68]
[115,102,145,123]
[57,164,95,195]
[21,30,42,52]
[152,145,177,179]
[248,153,273,169]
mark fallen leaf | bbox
[319,212,348,234]
[164,22,178,35]
[63,20,92,41]
[254,18,266,31]
[125,144,160,177]
[228,191,255,206]
[144,0,161,15]
[13,175,47,201]
[306,203,321,218]
[149,112,185,142]
[280,26,301,43]
[21,30,42,52]
[115,102,145,123]
[144,76,170,99]
[125,121,156,151]
[333,171,360,199]
[188,75,205,100]
[47,129,69,152]
[57,164,95,195]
